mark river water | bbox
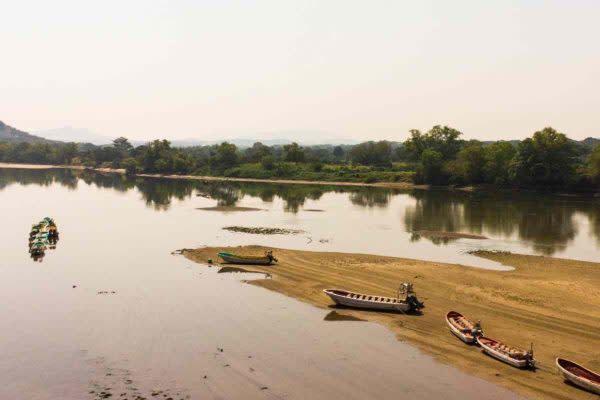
[6,167,595,399]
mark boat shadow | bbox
[323,310,366,322]
[563,379,598,395]
[326,304,424,316]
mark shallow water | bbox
[6,167,592,398]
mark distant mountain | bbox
[24,127,356,148]
[578,137,600,149]
[0,121,55,144]
[32,126,112,145]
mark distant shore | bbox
[185,246,600,400]
[0,162,416,189]
[2,162,598,196]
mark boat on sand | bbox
[477,336,535,369]
[556,358,600,394]
[323,282,424,313]
[446,311,483,343]
[218,250,277,265]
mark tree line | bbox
[1,125,600,189]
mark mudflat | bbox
[184,246,600,400]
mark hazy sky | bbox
[2,0,599,142]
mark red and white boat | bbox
[445,311,483,344]
[477,336,535,369]
[556,358,600,395]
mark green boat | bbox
[218,250,277,265]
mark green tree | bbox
[586,144,600,184]
[138,140,173,173]
[112,137,133,153]
[211,142,239,172]
[333,145,344,161]
[52,143,78,165]
[245,142,271,163]
[457,141,486,183]
[121,157,139,176]
[350,141,392,166]
[261,155,275,170]
[415,149,444,184]
[283,142,306,162]
[403,125,463,161]
[509,127,577,186]
[483,141,516,185]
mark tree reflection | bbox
[404,190,589,255]
[349,189,395,209]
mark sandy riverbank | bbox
[0,162,124,174]
[184,246,600,400]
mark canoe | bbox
[218,251,277,265]
[477,336,535,369]
[323,282,424,313]
[556,358,600,394]
[446,311,483,343]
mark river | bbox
[6,167,594,399]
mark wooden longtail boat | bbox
[477,336,535,369]
[323,283,424,313]
[556,358,600,394]
[446,311,483,343]
[218,250,277,265]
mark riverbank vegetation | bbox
[2,125,600,190]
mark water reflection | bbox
[2,168,600,256]
[403,190,598,255]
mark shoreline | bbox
[2,162,600,195]
[184,246,600,400]
[0,162,415,189]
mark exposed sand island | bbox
[196,206,265,212]
[184,246,600,400]
[413,230,488,240]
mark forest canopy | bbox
[1,127,599,189]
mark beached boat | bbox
[323,282,424,313]
[556,358,600,394]
[218,250,277,265]
[477,336,535,369]
[446,311,483,343]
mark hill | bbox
[0,121,55,144]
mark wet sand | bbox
[185,246,600,400]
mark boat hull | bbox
[477,337,533,369]
[556,358,600,394]
[219,255,274,265]
[446,311,477,343]
[323,289,411,312]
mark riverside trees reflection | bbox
[2,168,600,256]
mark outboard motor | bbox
[398,282,425,312]
[471,321,483,338]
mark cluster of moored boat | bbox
[29,217,59,261]
[446,311,535,368]
[446,310,599,395]
[215,250,599,395]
